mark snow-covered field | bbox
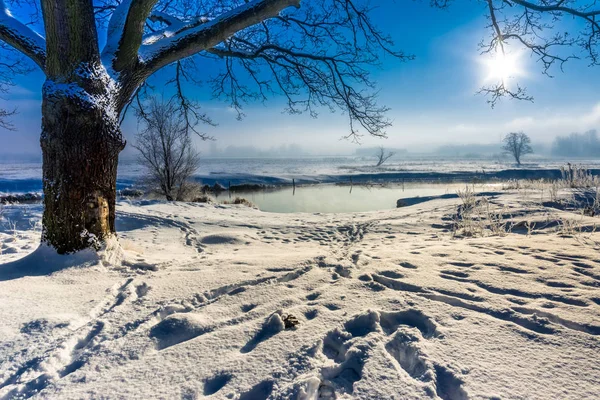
[3,157,600,194]
[1,192,600,399]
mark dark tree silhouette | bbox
[0,0,598,253]
[503,132,533,166]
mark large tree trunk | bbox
[37,1,127,253]
[40,80,125,254]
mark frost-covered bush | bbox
[118,188,144,198]
[192,194,212,204]
[222,197,256,208]
[452,187,512,238]
[560,164,600,188]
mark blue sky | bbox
[1,1,599,157]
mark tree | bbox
[503,132,533,166]
[374,147,395,167]
[551,130,600,158]
[0,0,598,253]
[134,98,200,201]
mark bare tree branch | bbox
[168,59,216,139]
[0,41,33,129]
[0,0,45,70]
[140,0,301,75]
[0,107,16,130]
[474,0,600,104]
[375,146,395,167]
[478,82,533,108]
[1,0,599,137]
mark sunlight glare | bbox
[483,51,524,83]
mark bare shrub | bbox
[452,187,513,238]
[482,198,511,236]
[560,164,600,188]
[374,147,395,167]
[457,186,477,212]
[501,179,520,190]
[453,186,481,237]
[192,194,212,204]
[548,182,560,203]
[223,197,256,208]
[557,217,582,237]
[525,220,534,236]
[501,179,542,191]
[118,188,144,199]
[176,182,205,202]
[134,98,201,201]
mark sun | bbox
[483,51,524,83]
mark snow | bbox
[1,192,600,399]
[101,0,133,78]
[139,0,298,63]
[0,0,46,63]
[42,63,119,125]
[4,157,600,195]
[143,12,212,47]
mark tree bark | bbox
[40,80,125,254]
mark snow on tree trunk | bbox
[40,74,125,253]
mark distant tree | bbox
[503,132,533,166]
[133,98,201,201]
[551,130,600,158]
[375,147,395,167]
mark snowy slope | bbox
[1,194,599,399]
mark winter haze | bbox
[1,2,600,157]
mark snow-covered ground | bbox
[1,192,600,399]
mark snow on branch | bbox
[140,0,300,75]
[102,0,158,74]
[123,0,411,140]
[0,0,46,70]
[148,11,184,27]
[143,11,212,46]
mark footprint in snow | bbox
[311,310,466,399]
[240,312,285,354]
[203,373,232,396]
